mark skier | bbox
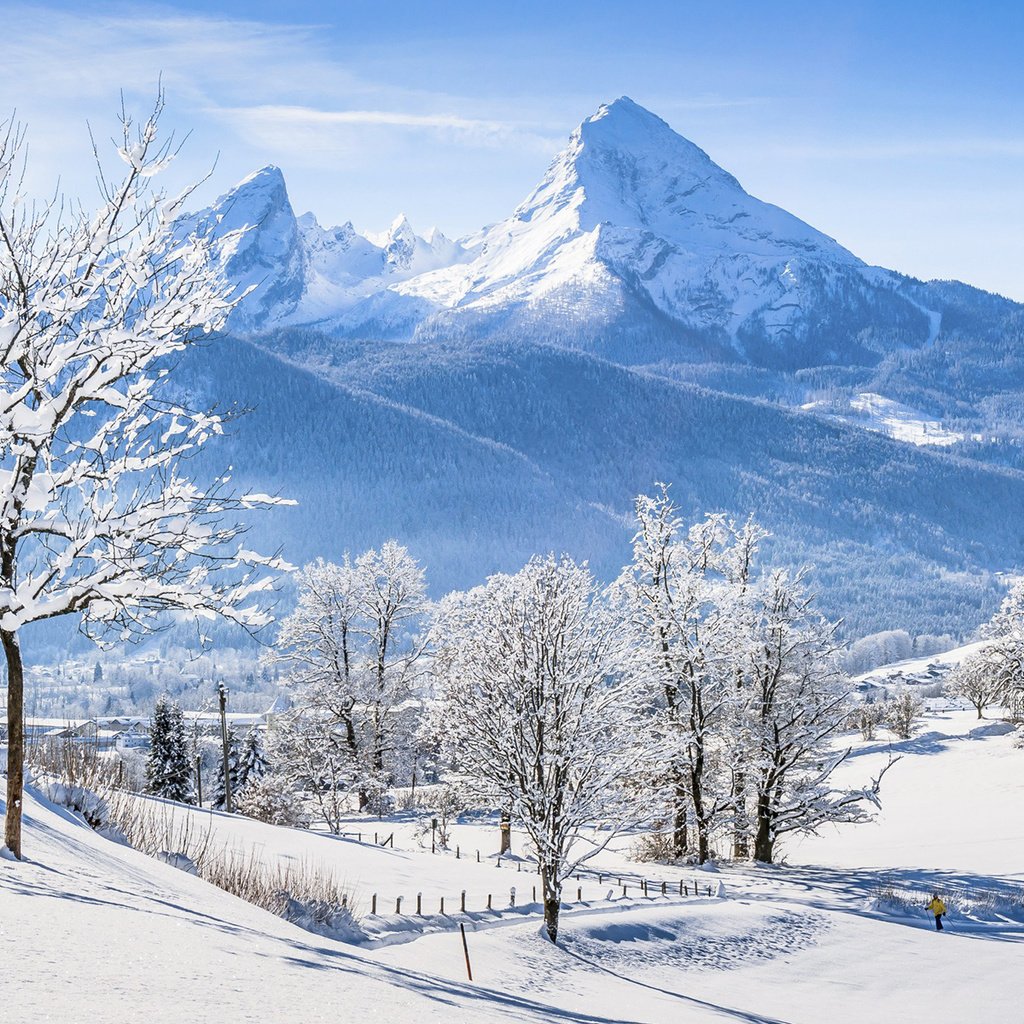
[926,893,946,931]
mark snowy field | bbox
[2,708,1021,1023]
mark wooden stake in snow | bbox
[460,923,473,981]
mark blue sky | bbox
[3,1,1022,298]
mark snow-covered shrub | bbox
[850,702,886,741]
[630,828,682,864]
[884,690,924,739]
[235,773,310,828]
[417,784,465,849]
[40,780,109,830]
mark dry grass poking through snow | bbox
[105,791,360,936]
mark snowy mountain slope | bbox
[170,334,1024,637]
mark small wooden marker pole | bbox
[661,881,667,897]
[577,887,582,902]
[396,896,403,914]
[416,892,422,915]
[440,896,445,914]
[487,894,492,910]
[461,890,466,912]
[371,894,377,915]
[460,923,473,981]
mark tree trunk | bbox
[672,775,688,859]
[499,807,512,854]
[732,768,749,860]
[690,754,709,864]
[3,628,25,859]
[753,792,773,863]
[540,863,561,944]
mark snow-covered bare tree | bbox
[740,569,894,863]
[981,580,1024,721]
[270,710,352,834]
[274,545,427,810]
[614,486,764,863]
[431,555,642,944]
[0,100,289,857]
[947,654,1000,719]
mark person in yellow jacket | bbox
[927,894,947,931]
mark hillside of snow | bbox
[2,708,1021,1022]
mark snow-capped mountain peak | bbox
[183,98,945,366]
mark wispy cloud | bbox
[206,103,558,155]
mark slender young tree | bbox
[432,555,642,944]
[274,546,427,810]
[0,100,288,857]
[212,727,240,811]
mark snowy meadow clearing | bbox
[2,707,1021,1023]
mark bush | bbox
[235,774,310,828]
[631,828,682,863]
[885,690,924,739]
[40,780,109,830]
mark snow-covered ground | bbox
[802,391,965,447]
[2,709,1021,1022]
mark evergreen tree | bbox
[236,726,269,791]
[212,728,241,811]
[146,696,194,803]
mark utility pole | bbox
[217,681,233,813]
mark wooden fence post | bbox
[396,896,403,914]
[416,892,422,915]
[461,890,466,912]
[460,922,473,982]
[487,894,492,910]
[371,894,377,915]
